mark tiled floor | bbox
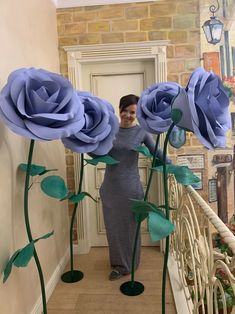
[47,246,176,314]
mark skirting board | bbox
[31,248,69,314]
[168,254,193,314]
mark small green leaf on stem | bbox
[69,191,97,203]
[152,164,201,186]
[41,175,68,199]
[85,155,119,166]
[148,210,175,242]
[171,108,183,124]
[19,163,46,176]
[133,146,153,158]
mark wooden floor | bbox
[47,247,176,314]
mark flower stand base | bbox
[120,281,144,296]
[61,270,84,283]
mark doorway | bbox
[65,41,168,253]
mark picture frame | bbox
[208,178,218,203]
[177,154,205,169]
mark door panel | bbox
[82,60,157,246]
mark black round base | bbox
[120,281,144,296]
[61,270,84,283]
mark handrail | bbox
[168,176,235,314]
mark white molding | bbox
[168,254,193,314]
[57,0,157,9]
[31,248,69,314]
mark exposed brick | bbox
[180,72,192,86]
[185,59,200,71]
[79,33,101,45]
[88,21,110,32]
[66,155,74,166]
[125,32,147,42]
[66,166,74,177]
[177,2,199,14]
[173,15,196,29]
[58,37,78,46]
[175,45,197,58]
[57,12,73,24]
[167,60,185,73]
[167,74,179,83]
[188,31,200,44]
[112,19,138,32]
[101,33,124,43]
[64,23,86,35]
[67,178,75,190]
[140,17,172,31]
[167,46,175,58]
[99,7,124,19]
[168,31,187,44]
[148,31,168,41]
[150,3,177,16]
[73,11,98,22]
[125,6,148,19]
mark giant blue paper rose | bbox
[0,68,85,140]
[62,92,119,155]
[137,82,181,134]
[172,67,231,149]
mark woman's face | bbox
[119,104,137,128]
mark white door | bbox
[81,60,158,246]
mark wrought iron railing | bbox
[168,175,235,314]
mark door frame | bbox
[64,40,169,253]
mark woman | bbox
[100,94,167,281]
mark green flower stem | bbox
[130,137,160,284]
[144,134,160,201]
[69,153,84,272]
[24,140,47,314]
[161,123,175,314]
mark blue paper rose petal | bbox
[172,67,231,149]
[137,82,181,134]
[62,92,119,155]
[0,68,85,140]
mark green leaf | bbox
[3,231,54,283]
[19,163,46,176]
[152,164,201,186]
[60,192,74,201]
[133,146,153,158]
[85,155,119,166]
[13,242,35,267]
[39,169,58,176]
[148,210,175,242]
[130,199,157,222]
[41,175,68,199]
[69,192,97,203]
[154,158,163,167]
[34,231,54,243]
[3,250,21,283]
[171,108,183,124]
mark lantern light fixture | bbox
[202,0,224,45]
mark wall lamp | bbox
[202,0,224,44]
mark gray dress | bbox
[100,125,157,275]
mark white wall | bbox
[0,1,69,313]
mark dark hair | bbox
[119,94,139,112]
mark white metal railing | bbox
[168,175,235,314]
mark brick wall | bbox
[57,0,201,84]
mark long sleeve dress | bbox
[100,124,158,275]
